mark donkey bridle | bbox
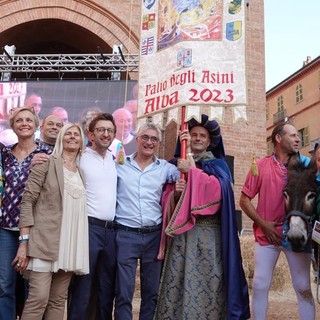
[284,210,315,240]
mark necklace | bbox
[62,158,74,164]
[62,156,78,173]
[61,154,77,166]
[273,154,288,181]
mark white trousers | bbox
[252,242,315,320]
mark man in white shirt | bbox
[69,113,117,320]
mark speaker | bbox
[225,155,234,183]
[235,210,242,235]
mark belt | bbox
[88,216,114,229]
[196,214,221,226]
[115,223,162,234]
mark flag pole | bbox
[180,105,187,180]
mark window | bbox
[266,103,269,120]
[295,84,303,103]
[277,95,284,112]
[298,127,310,147]
[273,96,286,124]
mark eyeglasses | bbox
[94,127,115,134]
[139,134,159,143]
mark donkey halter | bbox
[284,210,315,239]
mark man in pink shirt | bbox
[240,123,315,320]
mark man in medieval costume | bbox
[154,114,250,319]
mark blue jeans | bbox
[114,229,163,320]
[0,228,19,320]
[68,222,117,320]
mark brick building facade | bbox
[266,55,320,157]
[0,0,266,231]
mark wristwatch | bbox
[18,234,30,241]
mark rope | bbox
[120,0,134,142]
[116,0,134,164]
[123,0,134,108]
[244,4,258,176]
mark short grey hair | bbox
[136,123,162,142]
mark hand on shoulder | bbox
[31,153,50,167]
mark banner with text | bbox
[138,0,246,118]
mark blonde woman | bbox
[0,106,51,320]
[13,123,89,320]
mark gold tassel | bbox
[251,153,259,176]
[117,144,125,165]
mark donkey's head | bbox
[283,153,318,252]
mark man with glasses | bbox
[114,123,179,320]
[69,113,118,320]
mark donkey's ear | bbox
[310,143,319,163]
[309,143,320,176]
[288,153,301,171]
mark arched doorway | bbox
[0,1,140,79]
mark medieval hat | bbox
[174,114,226,159]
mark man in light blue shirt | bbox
[114,123,179,320]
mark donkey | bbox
[283,153,318,252]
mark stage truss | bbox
[0,53,139,80]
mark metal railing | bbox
[273,108,287,124]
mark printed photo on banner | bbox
[158,0,223,50]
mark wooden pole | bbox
[180,105,187,179]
